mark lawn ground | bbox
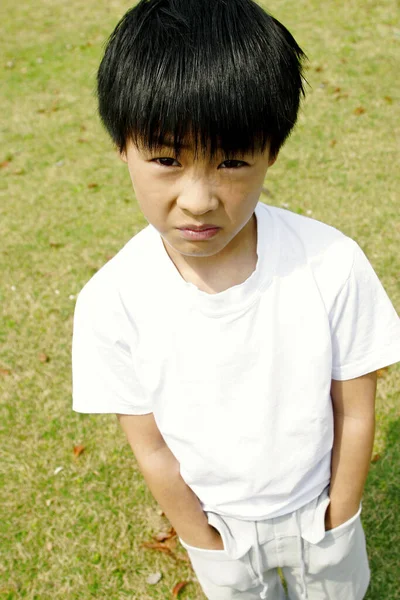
[1,0,399,598]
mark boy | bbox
[72,0,400,598]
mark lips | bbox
[179,224,219,231]
[178,226,221,240]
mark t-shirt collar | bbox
[152,202,278,317]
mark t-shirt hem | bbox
[201,478,331,521]
[332,343,400,380]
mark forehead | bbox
[131,136,263,160]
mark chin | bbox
[178,244,222,258]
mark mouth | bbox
[178,224,220,231]
[177,226,221,241]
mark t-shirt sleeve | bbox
[330,240,400,380]
[72,282,152,415]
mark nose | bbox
[176,177,219,215]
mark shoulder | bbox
[75,224,156,321]
[263,204,359,295]
[265,204,351,251]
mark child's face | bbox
[119,138,276,260]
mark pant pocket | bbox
[179,512,257,591]
[178,511,230,557]
[179,535,228,555]
[324,503,362,536]
[304,503,363,575]
[182,546,257,591]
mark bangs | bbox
[97,0,306,160]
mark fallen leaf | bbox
[87,182,99,189]
[0,368,11,376]
[172,581,189,597]
[146,572,162,585]
[371,454,381,463]
[38,352,50,363]
[142,542,175,555]
[73,445,85,457]
[155,526,176,542]
[0,161,10,168]
[315,66,323,72]
[141,540,182,562]
[377,368,388,378]
[333,87,342,93]
[168,538,179,551]
[155,532,172,542]
[354,107,366,115]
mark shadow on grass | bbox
[363,418,400,600]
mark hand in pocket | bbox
[207,525,225,550]
[180,524,225,551]
[324,502,361,532]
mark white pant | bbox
[179,486,370,599]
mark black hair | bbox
[96,0,307,161]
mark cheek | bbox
[130,183,170,226]
[127,163,147,191]
[128,167,163,205]
[221,171,263,198]
[221,185,259,212]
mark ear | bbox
[118,149,128,163]
[268,151,279,167]
[116,143,128,163]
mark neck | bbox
[163,213,258,293]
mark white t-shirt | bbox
[72,202,400,520]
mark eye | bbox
[151,157,248,169]
[152,157,180,167]
[219,160,248,169]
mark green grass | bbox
[1,0,399,598]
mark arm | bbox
[116,413,224,549]
[326,370,377,529]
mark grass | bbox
[1,0,399,598]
